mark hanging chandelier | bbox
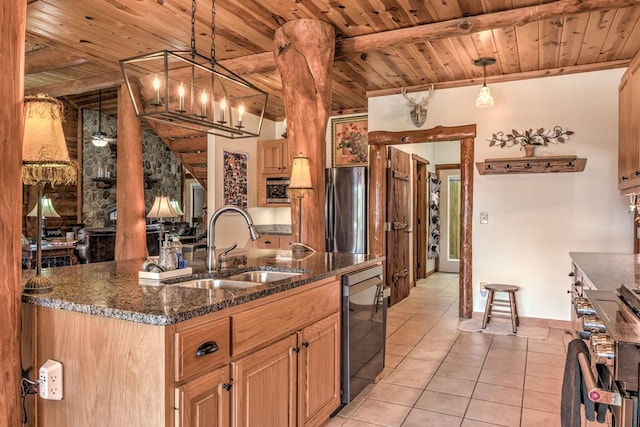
[119,0,268,138]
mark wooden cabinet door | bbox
[297,312,341,427]
[232,335,297,427]
[175,365,231,427]
[259,139,288,175]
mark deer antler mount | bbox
[402,84,434,128]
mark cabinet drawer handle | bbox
[264,240,272,245]
[196,341,219,357]
[302,341,309,348]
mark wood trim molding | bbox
[369,125,476,318]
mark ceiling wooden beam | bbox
[368,59,631,97]
[214,0,640,76]
[336,0,640,57]
[25,46,88,74]
[24,72,123,97]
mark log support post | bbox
[274,19,335,252]
[115,83,148,260]
[0,0,27,425]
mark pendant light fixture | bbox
[119,0,268,138]
[90,90,116,147]
[474,58,496,108]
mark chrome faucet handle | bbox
[218,242,238,271]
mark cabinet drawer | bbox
[232,279,340,356]
[256,235,279,249]
[175,317,230,383]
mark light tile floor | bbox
[328,272,611,427]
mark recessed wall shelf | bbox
[476,155,587,175]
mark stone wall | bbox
[82,109,182,228]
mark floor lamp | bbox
[287,153,313,254]
[22,94,77,293]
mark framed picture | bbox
[331,115,368,167]
[222,150,248,209]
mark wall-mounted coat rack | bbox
[476,155,587,175]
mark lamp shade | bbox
[289,153,313,190]
[22,94,77,186]
[27,196,60,218]
[170,199,185,216]
[147,196,177,219]
[475,85,494,108]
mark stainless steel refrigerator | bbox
[325,167,367,254]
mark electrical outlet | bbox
[480,212,489,224]
[39,359,63,400]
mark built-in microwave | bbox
[266,177,290,204]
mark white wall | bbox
[207,119,292,249]
[369,68,631,321]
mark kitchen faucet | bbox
[206,205,260,272]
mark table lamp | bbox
[27,196,61,243]
[22,94,77,293]
[287,152,314,254]
[147,196,177,253]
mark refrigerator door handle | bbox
[325,181,334,243]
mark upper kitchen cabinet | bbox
[258,139,290,176]
[619,51,640,194]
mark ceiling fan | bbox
[89,90,117,147]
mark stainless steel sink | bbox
[226,271,302,283]
[174,278,263,290]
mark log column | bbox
[274,19,335,252]
[115,83,148,260]
[0,0,26,425]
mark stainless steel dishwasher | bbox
[340,264,387,404]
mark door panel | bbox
[297,313,340,426]
[232,335,297,427]
[386,147,411,306]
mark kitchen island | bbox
[22,249,384,427]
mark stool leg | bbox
[509,291,517,333]
[482,290,494,329]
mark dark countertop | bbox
[570,252,640,292]
[22,249,383,326]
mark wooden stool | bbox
[481,284,520,333]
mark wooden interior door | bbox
[386,146,411,306]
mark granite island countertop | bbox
[570,252,640,292]
[22,249,384,326]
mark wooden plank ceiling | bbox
[23,0,640,186]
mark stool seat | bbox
[485,284,519,292]
[482,284,519,333]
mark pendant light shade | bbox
[476,85,494,108]
[474,58,496,109]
